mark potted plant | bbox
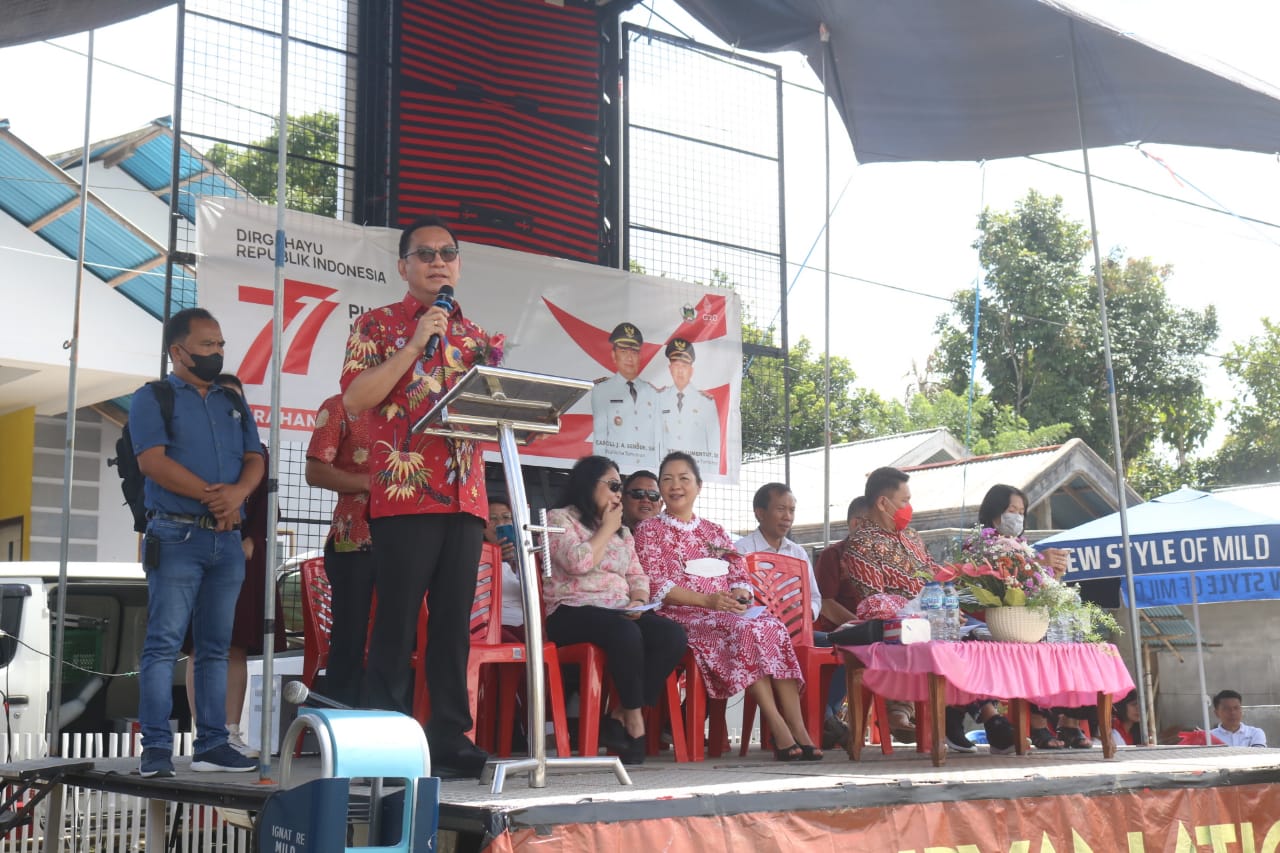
[935,526,1120,643]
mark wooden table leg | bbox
[1009,699,1029,755]
[928,673,946,767]
[1098,691,1115,758]
[847,666,864,761]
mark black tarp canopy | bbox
[675,0,1280,162]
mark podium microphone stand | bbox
[412,366,632,793]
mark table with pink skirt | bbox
[840,641,1137,766]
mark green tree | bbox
[740,326,892,458]
[1087,254,1219,464]
[898,387,1071,455]
[934,190,1095,430]
[206,111,339,217]
[1125,452,1214,499]
[670,266,895,459]
[935,190,1218,470]
[1213,318,1280,484]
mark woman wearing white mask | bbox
[978,484,1087,749]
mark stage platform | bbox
[10,742,1280,851]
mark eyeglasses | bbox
[403,245,460,263]
[600,479,623,493]
[626,489,660,502]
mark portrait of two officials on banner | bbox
[591,322,720,473]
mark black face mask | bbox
[178,346,224,382]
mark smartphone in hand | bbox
[496,523,517,549]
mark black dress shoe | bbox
[600,717,630,754]
[620,734,647,766]
[432,741,490,779]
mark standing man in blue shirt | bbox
[131,307,264,777]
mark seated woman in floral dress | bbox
[633,451,821,761]
[544,455,689,765]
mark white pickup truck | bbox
[0,561,151,746]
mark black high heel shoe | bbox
[621,733,647,766]
[601,717,630,754]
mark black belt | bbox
[150,512,240,531]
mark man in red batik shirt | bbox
[341,215,504,778]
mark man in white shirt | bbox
[736,483,843,747]
[734,483,823,638]
[1210,689,1268,747]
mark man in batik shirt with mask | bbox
[835,466,1009,754]
[831,467,930,612]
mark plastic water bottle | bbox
[941,583,960,642]
[1043,612,1070,643]
[921,582,945,641]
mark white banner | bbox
[197,197,742,482]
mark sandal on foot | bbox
[1058,726,1093,749]
[1031,727,1065,750]
[773,742,803,761]
[799,744,825,761]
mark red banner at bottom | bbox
[488,782,1280,852]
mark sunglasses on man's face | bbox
[626,488,660,502]
[403,245,460,263]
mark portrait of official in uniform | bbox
[658,337,721,470]
[591,321,661,470]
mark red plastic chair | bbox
[412,543,572,757]
[299,557,333,688]
[679,652,731,760]
[737,552,840,756]
[558,642,690,762]
[553,641,607,757]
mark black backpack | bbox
[110,380,175,534]
[110,380,256,532]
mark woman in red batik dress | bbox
[633,451,821,761]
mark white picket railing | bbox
[1,732,253,852]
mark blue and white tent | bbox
[1038,485,1280,733]
[1039,486,1280,608]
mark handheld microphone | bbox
[282,681,351,710]
[422,285,455,360]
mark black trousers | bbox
[545,605,687,709]
[321,542,375,708]
[363,513,483,749]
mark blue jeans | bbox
[138,520,244,753]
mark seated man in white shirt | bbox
[734,483,825,645]
[1210,689,1268,747]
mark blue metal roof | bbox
[52,117,250,223]
[0,120,195,320]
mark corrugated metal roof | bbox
[1140,606,1214,651]
[703,429,968,532]
[51,117,250,223]
[903,444,1066,511]
[0,121,195,319]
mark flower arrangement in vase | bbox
[935,525,1120,642]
